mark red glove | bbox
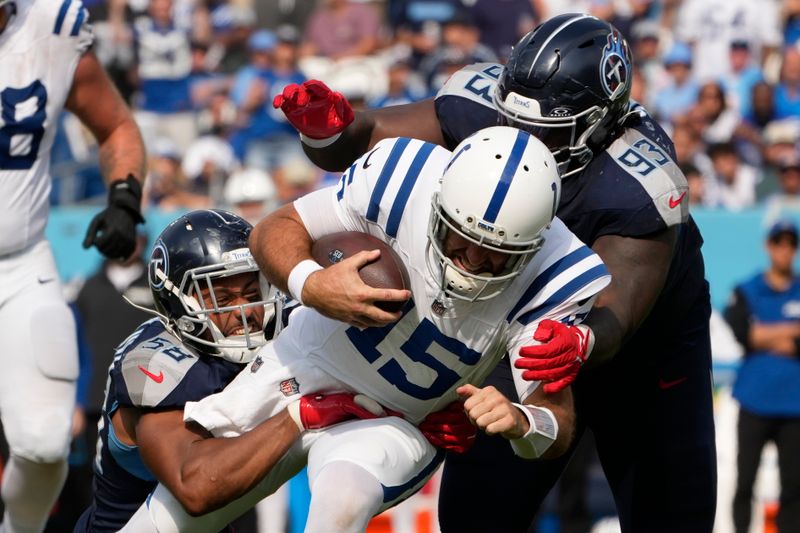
[515,320,594,394]
[272,80,355,140]
[289,392,386,430]
[418,401,477,454]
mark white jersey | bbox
[288,137,610,421]
[0,0,93,255]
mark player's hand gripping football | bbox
[82,174,145,260]
[304,250,411,329]
[273,80,355,140]
[419,401,477,454]
[515,320,594,394]
[288,392,388,431]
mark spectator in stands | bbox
[735,81,777,168]
[775,46,800,120]
[672,121,714,180]
[144,138,210,210]
[467,0,540,60]
[369,57,425,107]
[420,10,496,90]
[229,30,305,171]
[301,0,382,60]
[223,167,278,225]
[694,81,740,144]
[388,0,464,64]
[676,0,781,82]
[207,3,258,74]
[132,0,198,152]
[723,40,765,119]
[763,118,800,168]
[704,141,759,209]
[630,18,667,108]
[725,220,800,533]
[681,162,707,206]
[652,42,700,124]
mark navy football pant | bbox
[438,297,716,533]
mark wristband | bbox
[288,259,323,305]
[509,403,558,459]
[300,132,342,148]
[287,400,305,431]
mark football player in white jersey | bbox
[121,126,609,533]
[0,2,145,531]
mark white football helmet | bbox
[427,126,561,301]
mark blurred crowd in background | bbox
[39,1,800,532]
[52,0,800,219]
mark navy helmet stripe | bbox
[53,0,72,34]
[386,142,436,237]
[483,130,528,223]
[367,138,411,223]
[70,6,86,36]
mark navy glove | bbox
[82,174,145,260]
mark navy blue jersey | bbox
[435,64,708,354]
[77,318,243,533]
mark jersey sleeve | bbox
[504,220,611,401]
[111,325,203,410]
[48,0,94,54]
[597,125,689,237]
[434,63,502,149]
[295,137,451,240]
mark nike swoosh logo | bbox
[362,147,379,169]
[139,366,164,383]
[668,191,687,209]
[657,376,687,390]
[37,276,55,284]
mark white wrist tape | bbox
[300,132,342,148]
[509,404,558,459]
[577,324,595,361]
[286,400,305,431]
[287,259,323,305]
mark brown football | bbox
[311,232,411,312]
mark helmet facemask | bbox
[426,194,544,302]
[150,249,280,363]
[494,87,623,178]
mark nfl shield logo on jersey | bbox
[279,377,300,396]
[250,355,264,373]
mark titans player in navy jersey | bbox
[74,210,402,532]
[272,13,715,533]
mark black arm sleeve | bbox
[723,287,752,353]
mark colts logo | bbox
[149,240,169,290]
[599,30,630,99]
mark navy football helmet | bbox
[147,209,280,363]
[494,14,635,177]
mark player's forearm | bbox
[301,110,376,171]
[520,387,575,460]
[249,203,314,294]
[97,119,146,186]
[174,411,300,516]
[584,229,676,367]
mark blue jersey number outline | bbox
[345,302,482,400]
[0,81,48,170]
